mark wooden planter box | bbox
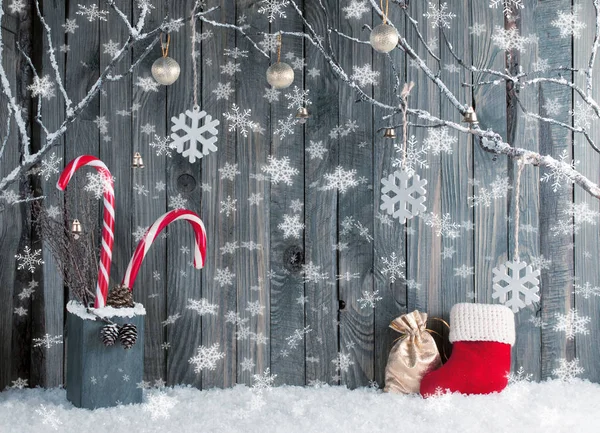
[66,301,145,409]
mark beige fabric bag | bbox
[384,310,442,394]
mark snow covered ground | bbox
[1,380,599,433]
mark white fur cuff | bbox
[448,303,515,346]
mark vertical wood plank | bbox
[338,1,374,388]
[304,0,339,386]
[573,0,600,382]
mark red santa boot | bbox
[420,303,515,397]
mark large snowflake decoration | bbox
[258,0,289,22]
[424,127,457,155]
[28,76,55,100]
[186,298,219,316]
[553,308,591,340]
[489,0,523,17]
[189,344,225,373]
[552,358,584,382]
[224,104,256,137]
[491,26,529,52]
[150,135,175,157]
[171,108,220,163]
[492,259,540,313]
[357,290,383,309]
[76,4,108,22]
[393,135,428,176]
[540,149,579,192]
[261,155,299,185]
[278,214,305,239]
[350,64,380,87]
[15,246,44,273]
[380,170,427,223]
[381,252,405,283]
[321,166,359,194]
[284,86,312,110]
[423,2,456,29]
[275,114,298,139]
[551,9,586,39]
[343,0,369,19]
[32,333,62,349]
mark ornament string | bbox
[400,82,414,170]
[513,158,524,262]
[380,0,389,24]
[277,33,282,63]
[160,33,170,58]
[191,1,199,110]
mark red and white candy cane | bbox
[122,209,207,290]
[57,155,115,309]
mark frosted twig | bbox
[16,43,50,137]
[402,8,440,62]
[588,0,600,94]
[0,104,11,162]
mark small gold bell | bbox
[132,152,145,168]
[71,218,82,239]
[383,127,397,139]
[295,106,310,124]
[462,107,478,125]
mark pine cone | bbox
[106,285,134,308]
[100,323,119,347]
[118,323,138,349]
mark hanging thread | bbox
[513,158,525,261]
[160,33,170,58]
[191,1,200,110]
[277,33,282,63]
[380,0,389,24]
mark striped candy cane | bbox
[122,209,207,290]
[57,155,115,308]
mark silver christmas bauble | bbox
[151,56,181,86]
[370,24,399,53]
[266,62,294,89]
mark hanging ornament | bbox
[170,3,220,164]
[380,169,427,223]
[383,127,397,139]
[266,34,294,89]
[71,218,82,239]
[462,107,478,125]
[370,0,399,53]
[118,323,138,349]
[491,158,540,313]
[151,34,181,86]
[100,323,119,347]
[295,106,310,124]
[132,152,145,168]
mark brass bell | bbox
[382,127,397,139]
[132,152,145,168]
[295,106,310,124]
[462,107,478,125]
[71,218,82,239]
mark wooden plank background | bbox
[1,0,599,390]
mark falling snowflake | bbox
[224,104,257,137]
[278,214,305,239]
[506,366,532,385]
[187,298,219,316]
[215,267,235,287]
[76,4,108,22]
[275,114,298,139]
[569,101,595,130]
[28,76,55,100]
[132,226,148,242]
[540,149,580,192]
[11,377,28,389]
[551,9,586,39]
[289,199,303,213]
[424,127,457,155]
[103,40,120,58]
[39,153,62,181]
[258,0,289,22]
[357,290,383,309]
[573,282,600,299]
[171,108,220,162]
[33,334,62,349]
[492,259,540,313]
[302,261,329,283]
[252,368,277,392]
[553,308,591,340]
[530,254,552,270]
[261,155,299,185]
[14,306,28,316]
[248,193,264,206]
[469,23,487,36]
[136,76,160,92]
[220,195,237,216]
[168,193,188,210]
[491,26,529,52]
[284,86,311,110]
[189,343,226,373]
[150,135,175,157]
[291,57,306,71]
[380,170,428,223]
[259,34,280,53]
[62,18,79,33]
[321,166,359,194]
[381,252,405,283]
[35,404,62,430]
[393,135,428,176]
[15,246,44,273]
[332,353,354,373]
[566,202,599,225]
[219,162,241,181]
[220,241,240,255]
[84,171,114,200]
[305,140,328,160]
[454,265,475,279]
[423,2,456,29]
[343,0,369,19]
[246,300,265,317]
[8,0,26,14]
[355,221,374,242]
[141,123,156,135]
[212,82,235,100]
[468,175,512,207]
[220,61,241,76]
[264,87,281,103]
[489,0,523,17]
[350,64,380,87]
[142,391,178,421]
[422,212,461,238]
[543,98,562,116]
[240,357,256,372]
[552,358,584,381]
[133,183,149,196]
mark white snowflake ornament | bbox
[170,107,220,163]
[380,170,427,223]
[492,259,540,313]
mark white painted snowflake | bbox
[103,40,120,57]
[393,135,428,176]
[566,202,599,225]
[551,9,586,39]
[264,87,281,103]
[252,368,277,392]
[8,0,26,14]
[33,333,62,349]
[240,357,255,372]
[219,162,241,181]
[14,306,27,316]
[142,391,177,421]
[530,254,552,270]
[278,214,305,239]
[168,193,188,210]
[492,26,529,52]
[306,140,328,160]
[35,404,62,430]
[343,0,369,19]
[62,18,79,33]
[574,282,600,299]
[171,108,220,162]
[284,86,311,110]
[543,98,562,116]
[246,300,265,317]
[258,0,289,22]
[224,104,256,137]
[133,226,148,242]
[215,267,235,287]
[553,308,591,340]
[541,149,579,192]
[133,183,149,196]
[136,76,160,92]
[259,34,280,53]
[212,81,235,100]
[357,290,383,309]
[350,64,380,87]
[248,193,263,206]
[470,23,486,36]
[187,298,219,316]
[261,155,299,185]
[424,127,456,155]
[38,153,62,181]
[423,2,456,29]
[220,241,240,255]
[189,343,225,373]
[76,4,108,22]
[321,166,359,194]
[28,76,55,100]
[220,61,241,76]
[492,259,540,313]
[454,265,475,279]
[15,246,44,273]
[332,353,354,372]
[141,123,156,135]
[302,261,329,283]
[220,195,237,216]
[569,101,595,130]
[489,0,523,17]
[150,135,175,157]
[380,170,427,223]
[552,358,584,381]
[275,114,298,139]
[11,377,28,389]
[289,199,303,213]
[381,252,405,283]
[422,212,461,238]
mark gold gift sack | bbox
[384,310,442,394]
